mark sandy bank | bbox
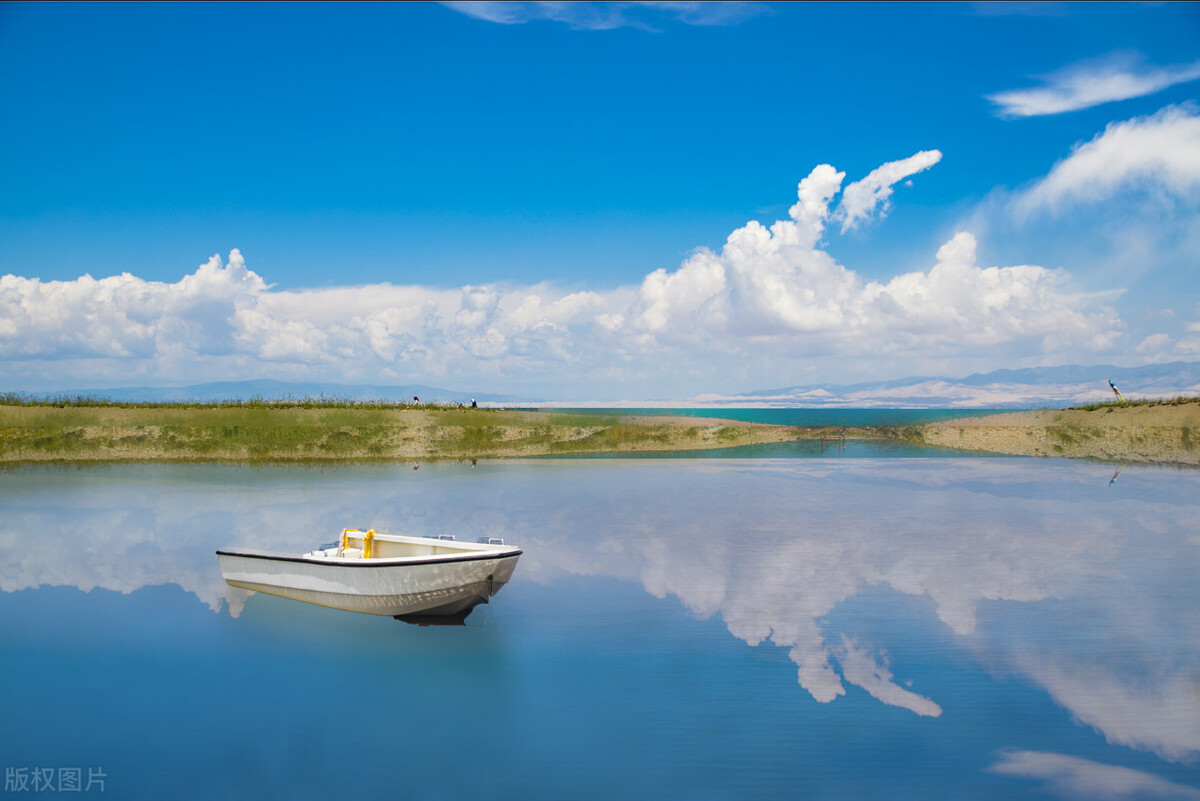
[920,402,1200,465]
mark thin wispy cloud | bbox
[1015,104,1200,214]
[440,1,770,31]
[970,2,1069,17]
[988,751,1200,800]
[988,53,1200,118]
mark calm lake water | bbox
[2,455,1198,800]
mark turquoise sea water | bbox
[552,407,1011,458]
[2,455,1198,799]
[553,407,1017,427]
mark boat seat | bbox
[308,548,343,558]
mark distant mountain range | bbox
[12,361,1200,408]
[677,361,1200,409]
[18,379,526,405]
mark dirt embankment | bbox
[0,406,805,462]
[920,402,1200,465]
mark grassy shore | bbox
[7,395,1196,465]
[915,397,1200,465]
[0,402,808,462]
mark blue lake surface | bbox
[2,456,1198,799]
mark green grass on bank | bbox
[1068,396,1200,412]
[0,401,797,462]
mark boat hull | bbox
[217,549,521,617]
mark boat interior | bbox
[306,529,510,561]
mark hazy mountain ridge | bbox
[13,380,525,405]
[711,362,1200,408]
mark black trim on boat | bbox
[394,608,476,626]
[215,549,522,568]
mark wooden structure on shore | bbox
[819,428,846,455]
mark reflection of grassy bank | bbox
[0,403,803,462]
[916,398,1200,465]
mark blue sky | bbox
[2,2,1199,399]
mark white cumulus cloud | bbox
[0,156,1127,397]
[0,248,265,361]
[988,54,1200,118]
[837,149,942,232]
[633,165,1117,353]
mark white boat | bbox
[217,529,522,619]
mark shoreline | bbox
[2,401,1196,465]
[0,406,811,462]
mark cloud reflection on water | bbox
[988,750,1200,800]
[510,460,1199,759]
[0,459,1197,763]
